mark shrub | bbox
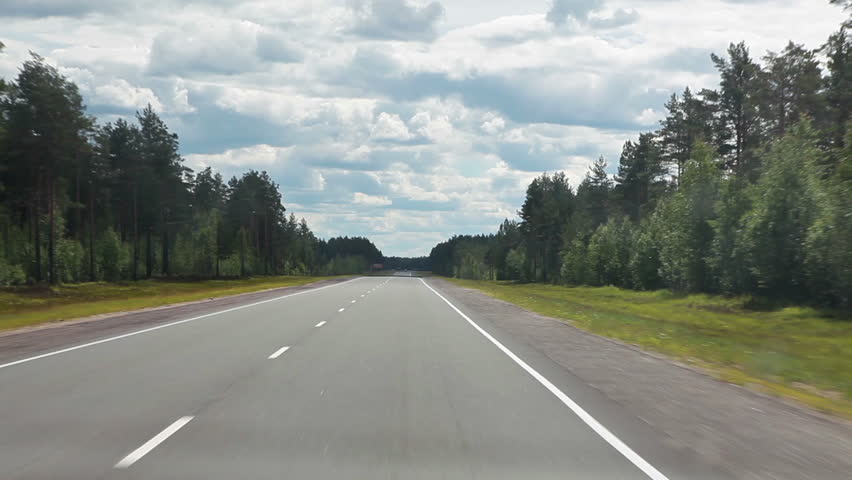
[98,228,123,282]
[56,238,85,283]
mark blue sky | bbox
[1,0,846,256]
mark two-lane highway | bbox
[0,276,726,479]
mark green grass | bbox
[0,276,343,331]
[447,278,852,418]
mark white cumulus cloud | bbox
[92,79,163,111]
[371,112,413,141]
[353,192,393,206]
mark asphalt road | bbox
[0,276,729,479]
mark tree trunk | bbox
[270,218,277,276]
[530,244,537,282]
[32,172,42,283]
[735,108,744,175]
[2,215,9,261]
[255,217,260,256]
[132,184,138,281]
[240,228,246,277]
[146,228,153,278]
[264,214,270,275]
[215,218,220,278]
[117,198,124,242]
[161,229,170,276]
[75,167,81,241]
[48,174,56,285]
[89,183,96,282]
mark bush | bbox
[805,130,852,307]
[586,218,632,287]
[289,261,307,276]
[56,238,85,283]
[219,252,241,277]
[629,220,663,290]
[172,232,191,276]
[98,228,123,282]
[0,258,26,285]
[172,213,219,277]
[740,122,821,298]
[655,143,720,292]
[505,247,527,281]
[326,254,369,275]
[560,238,587,285]
[711,177,753,293]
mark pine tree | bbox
[3,54,92,283]
[762,42,824,137]
[137,105,190,277]
[573,156,612,235]
[614,133,667,221]
[712,42,766,179]
[823,26,852,151]
[519,172,573,282]
[658,88,717,183]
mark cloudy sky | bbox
[1,0,846,256]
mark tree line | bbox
[383,256,430,271]
[0,51,383,284]
[430,11,851,308]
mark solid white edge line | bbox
[315,321,327,327]
[114,416,194,469]
[268,346,290,359]
[0,277,363,371]
[418,278,670,480]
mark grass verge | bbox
[0,276,342,332]
[446,278,852,419]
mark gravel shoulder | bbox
[428,278,852,480]
[0,277,353,365]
